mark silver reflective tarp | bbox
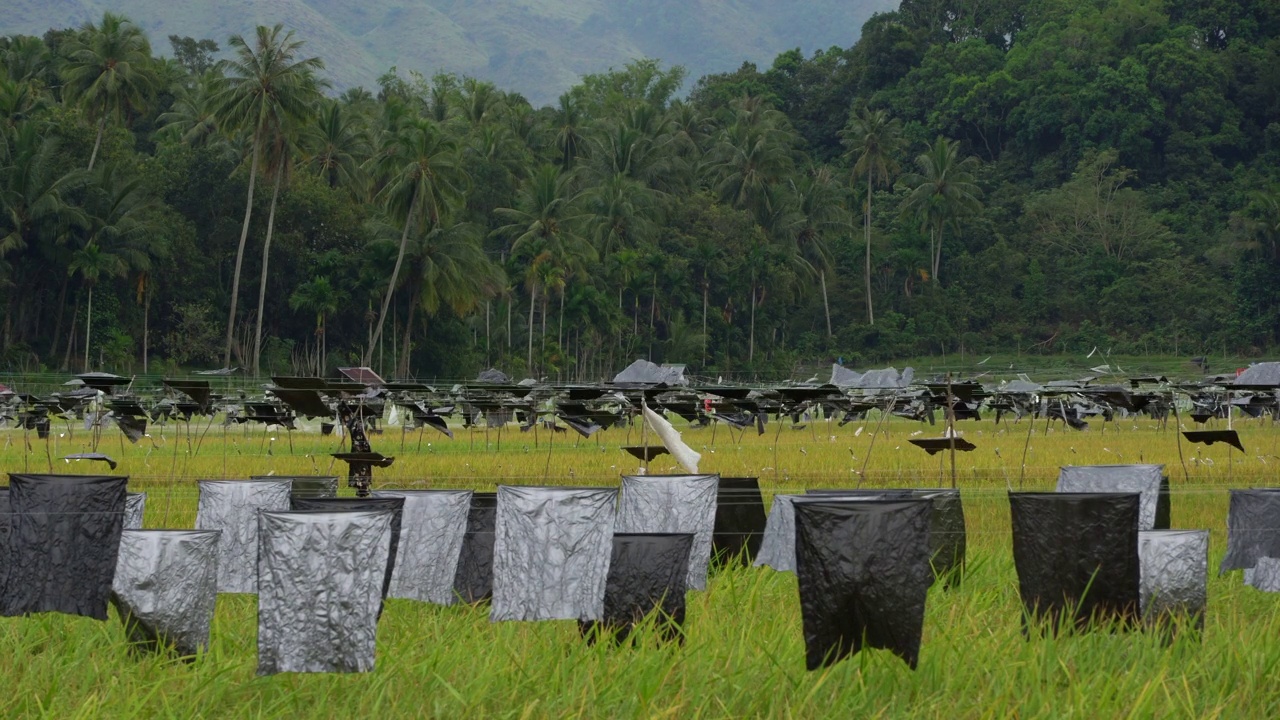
[125,492,145,529]
[1057,465,1166,530]
[1248,557,1280,591]
[491,486,617,622]
[830,365,915,389]
[111,529,220,656]
[755,495,803,572]
[373,490,472,604]
[257,510,393,675]
[195,480,292,593]
[1138,530,1208,624]
[612,359,687,386]
[1235,362,1280,386]
[617,474,717,590]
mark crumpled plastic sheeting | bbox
[111,529,220,656]
[582,533,693,644]
[830,365,915,389]
[0,488,10,561]
[793,499,933,671]
[125,492,145,529]
[195,480,292,594]
[490,486,617,622]
[2,473,128,619]
[1138,530,1207,628]
[1247,557,1280,591]
[454,492,497,603]
[754,495,804,572]
[257,510,393,675]
[254,475,338,500]
[711,478,767,566]
[617,474,717,590]
[613,359,686,386]
[1057,465,1169,530]
[290,497,404,604]
[1009,492,1141,633]
[1220,489,1280,574]
[807,489,966,586]
[1235,362,1280,386]
[373,490,471,604]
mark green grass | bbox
[2,414,1280,717]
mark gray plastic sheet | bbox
[1138,530,1207,629]
[617,474,718,590]
[2,473,128,619]
[125,492,145,529]
[1235,362,1280,386]
[830,365,914,389]
[490,486,617,622]
[195,479,292,593]
[373,490,472,604]
[754,494,804,572]
[1057,465,1169,530]
[257,510,393,675]
[1247,557,1280,591]
[612,359,687,386]
[1220,489,1280,573]
[111,529,220,656]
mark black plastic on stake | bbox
[453,491,498,603]
[711,477,767,566]
[580,533,693,645]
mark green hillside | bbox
[0,0,895,103]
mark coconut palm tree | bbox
[213,24,325,370]
[901,135,983,284]
[289,276,343,373]
[842,107,902,323]
[364,116,468,366]
[302,98,371,191]
[60,12,156,171]
[158,73,223,149]
[777,166,845,337]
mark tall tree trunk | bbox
[252,169,284,378]
[702,275,708,365]
[83,285,93,372]
[365,203,415,366]
[143,288,149,374]
[87,117,105,171]
[558,287,565,356]
[527,284,535,373]
[62,292,80,371]
[485,301,491,364]
[821,270,833,337]
[865,169,875,324]
[49,274,69,361]
[400,293,417,379]
[224,139,261,369]
[319,314,326,374]
[748,275,757,364]
[541,294,547,374]
[932,224,944,283]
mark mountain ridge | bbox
[2,0,894,104]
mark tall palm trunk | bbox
[701,275,708,365]
[143,287,150,373]
[558,288,565,355]
[365,203,415,366]
[83,285,93,371]
[527,284,536,372]
[400,291,417,379]
[224,139,261,369]
[63,292,80,371]
[252,169,283,378]
[87,117,106,171]
[821,270,833,337]
[748,273,757,364]
[865,168,875,324]
[932,224,944,283]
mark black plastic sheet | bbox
[1138,530,1207,631]
[454,492,497,603]
[372,490,471,604]
[793,498,933,670]
[125,492,145,529]
[580,533,693,644]
[0,488,10,564]
[1220,489,1280,574]
[711,477,766,566]
[2,473,128,619]
[617,474,718,590]
[195,479,292,594]
[807,488,966,586]
[490,486,617,622]
[111,529,220,656]
[253,475,339,500]
[1009,492,1141,633]
[257,510,394,675]
[1057,465,1170,530]
[290,497,404,603]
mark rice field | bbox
[2,413,1279,718]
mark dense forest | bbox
[0,0,1278,381]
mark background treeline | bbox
[1,0,1278,381]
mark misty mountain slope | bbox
[4,0,895,104]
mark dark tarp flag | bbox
[1138,530,1207,632]
[754,494,804,572]
[491,486,617,622]
[290,497,405,604]
[2,473,128,619]
[373,490,471,604]
[125,492,145,529]
[1009,492,1141,633]
[454,491,497,603]
[617,474,718,590]
[711,477,767,566]
[195,479,292,593]
[111,529,220,656]
[1057,465,1170,530]
[1220,489,1280,574]
[253,475,338,500]
[808,488,966,587]
[793,498,933,671]
[0,488,10,564]
[581,533,693,644]
[257,510,394,675]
